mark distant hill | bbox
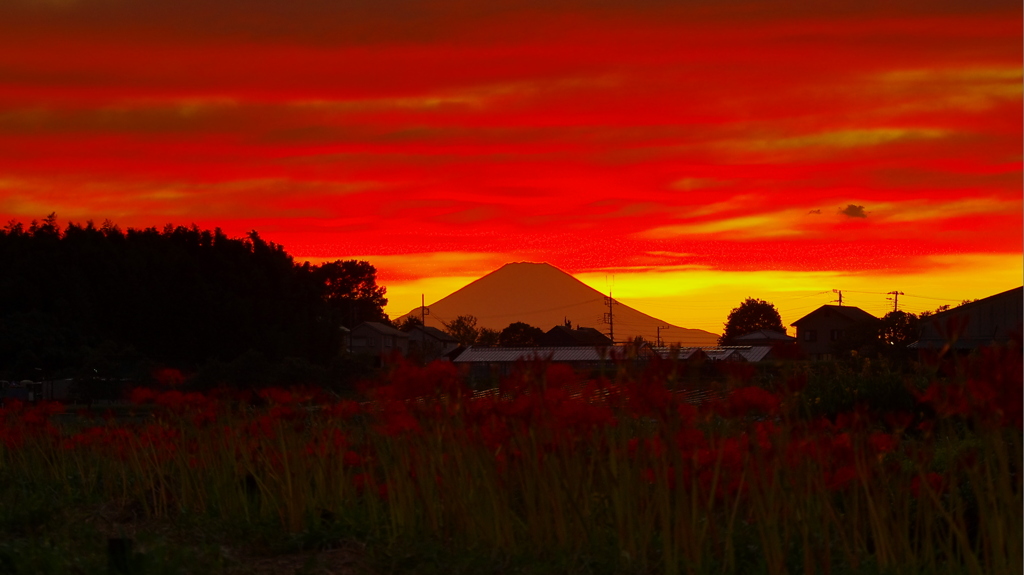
[398,262,719,346]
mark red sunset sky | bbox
[0,0,1020,334]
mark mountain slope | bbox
[398,262,719,346]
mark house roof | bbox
[410,325,458,342]
[453,346,625,363]
[910,286,1023,349]
[734,329,796,342]
[735,346,773,362]
[698,346,775,362]
[650,347,706,360]
[791,305,877,326]
[541,325,614,346]
[354,321,407,337]
[926,286,1022,321]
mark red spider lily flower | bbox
[353,473,373,494]
[372,359,467,401]
[715,386,780,418]
[883,411,914,433]
[720,361,758,384]
[868,432,898,455]
[154,390,186,412]
[673,427,708,456]
[474,414,512,453]
[377,404,421,436]
[248,415,278,439]
[677,402,698,423]
[153,367,186,386]
[137,424,181,460]
[915,383,970,418]
[752,420,778,453]
[830,432,854,463]
[834,405,872,431]
[129,387,159,405]
[323,400,361,419]
[630,437,665,459]
[268,405,301,422]
[544,363,579,390]
[782,372,808,393]
[259,388,298,405]
[343,450,363,467]
[910,472,945,498]
[719,436,748,470]
[826,465,860,491]
[624,380,675,419]
[548,395,617,433]
[21,401,64,428]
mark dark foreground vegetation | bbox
[0,215,388,388]
[0,340,1020,575]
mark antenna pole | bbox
[887,290,904,313]
[603,290,616,343]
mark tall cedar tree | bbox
[719,298,785,345]
[0,216,387,382]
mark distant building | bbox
[349,322,409,363]
[791,305,877,361]
[538,325,613,347]
[911,286,1023,351]
[453,345,625,385]
[702,346,777,362]
[406,325,460,364]
[733,330,797,346]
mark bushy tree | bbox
[477,328,500,347]
[443,315,479,346]
[0,215,391,386]
[498,322,543,347]
[315,259,389,328]
[879,310,920,348]
[720,298,785,345]
[397,316,423,332]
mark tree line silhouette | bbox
[0,214,388,389]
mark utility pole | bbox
[421,294,429,326]
[832,289,843,306]
[657,325,670,347]
[603,291,616,343]
[886,291,904,313]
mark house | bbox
[453,345,626,386]
[910,286,1023,351]
[651,347,709,362]
[702,346,775,362]
[406,325,460,364]
[349,322,409,363]
[791,305,877,361]
[733,330,797,347]
[538,325,613,347]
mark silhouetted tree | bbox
[477,328,500,347]
[879,310,920,347]
[397,316,423,332]
[0,215,392,387]
[443,315,479,346]
[720,298,785,345]
[498,322,543,346]
[314,260,389,328]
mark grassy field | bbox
[0,345,1020,574]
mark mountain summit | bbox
[399,262,719,346]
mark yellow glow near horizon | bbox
[382,253,1022,336]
